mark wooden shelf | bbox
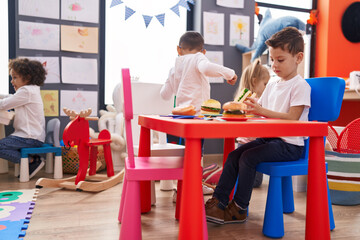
[343,89,360,100]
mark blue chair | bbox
[17,118,63,182]
[256,77,345,238]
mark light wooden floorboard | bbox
[1,163,360,240]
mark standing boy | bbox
[160,31,237,114]
[205,27,311,224]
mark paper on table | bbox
[18,0,60,19]
[61,25,99,53]
[61,57,98,85]
[19,21,60,51]
[21,56,60,84]
[61,0,99,23]
[203,11,224,46]
[0,110,15,125]
[60,90,98,117]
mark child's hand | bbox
[244,97,262,115]
[226,74,237,85]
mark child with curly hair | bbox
[0,58,47,178]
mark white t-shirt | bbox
[258,74,311,146]
[0,85,45,142]
[160,52,235,114]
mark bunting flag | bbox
[170,4,180,17]
[125,6,136,20]
[143,15,153,28]
[178,0,190,11]
[156,13,165,26]
[111,0,194,28]
[110,0,123,8]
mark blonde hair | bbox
[234,58,268,100]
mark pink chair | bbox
[118,68,184,240]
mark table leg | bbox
[179,138,205,240]
[0,124,8,174]
[306,136,330,240]
[139,126,152,213]
[223,138,235,167]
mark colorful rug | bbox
[0,189,39,240]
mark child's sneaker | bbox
[29,156,45,179]
[205,197,225,224]
[224,200,247,224]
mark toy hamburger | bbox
[222,101,247,117]
[200,99,221,115]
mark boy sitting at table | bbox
[205,27,311,224]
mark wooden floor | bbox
[1,164,360,240]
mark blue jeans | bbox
[0,135,43,163]
[213,138,304,209]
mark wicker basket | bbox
[62,146,106,174]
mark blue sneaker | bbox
[29,155,45,179]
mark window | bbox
[105,0,187,104]
[0,1,9,95]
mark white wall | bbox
[0,1,9,95]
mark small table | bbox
[138,115,330,240]
[0,110,15,173]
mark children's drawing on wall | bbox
[21,56,60,84]
[216,0,244,9]
[229,14,250,47]
[203,11,224,45]
[61,57,98,85]
[19,21,60,51]
[61,0,99,23]
[18,0,60,19]
[60,90,98,117]
[205,51,224,83]
[61,25,99,53]
[40,90,59,116]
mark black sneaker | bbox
[29,156,45,179]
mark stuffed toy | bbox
[236,9,306,62]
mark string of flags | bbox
[110,0,194,28]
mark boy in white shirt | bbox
[160,31,237,114]
[205,27,311,224]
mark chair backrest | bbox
[337,118,360,154]
[121,68,135,168]
[301,77,345,158]
[305,77,345,122]
[45,118,61,147]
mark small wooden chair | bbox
[118,68,184,240]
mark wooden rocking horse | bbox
[36,108,124,192]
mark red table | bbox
[137,115,330,240]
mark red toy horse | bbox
[62,108,114,185]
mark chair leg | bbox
[103,144,114,177]
[282,176,295,213]
[54,155,63,179]
[175,180,182,220]
[0,158,9,174]
[45,153,54,173]
[89,146,98,176]
[120,180,142,240]
[119,175,128,223]
[19,157,29,182]
[14,163,19,177]
[327,177,335,230]
[263,176,284,238]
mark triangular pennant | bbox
[170,4,180,17]
[125,6,136,20]
[178,0,190,11]
[156,14,165,26]
[186,0,195,4]
[143,15,153,28]
[110,0,123,8]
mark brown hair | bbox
[179,31,204,51]
[9,58,47,86]
[265,26,304,56]
[234,58,269,100]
